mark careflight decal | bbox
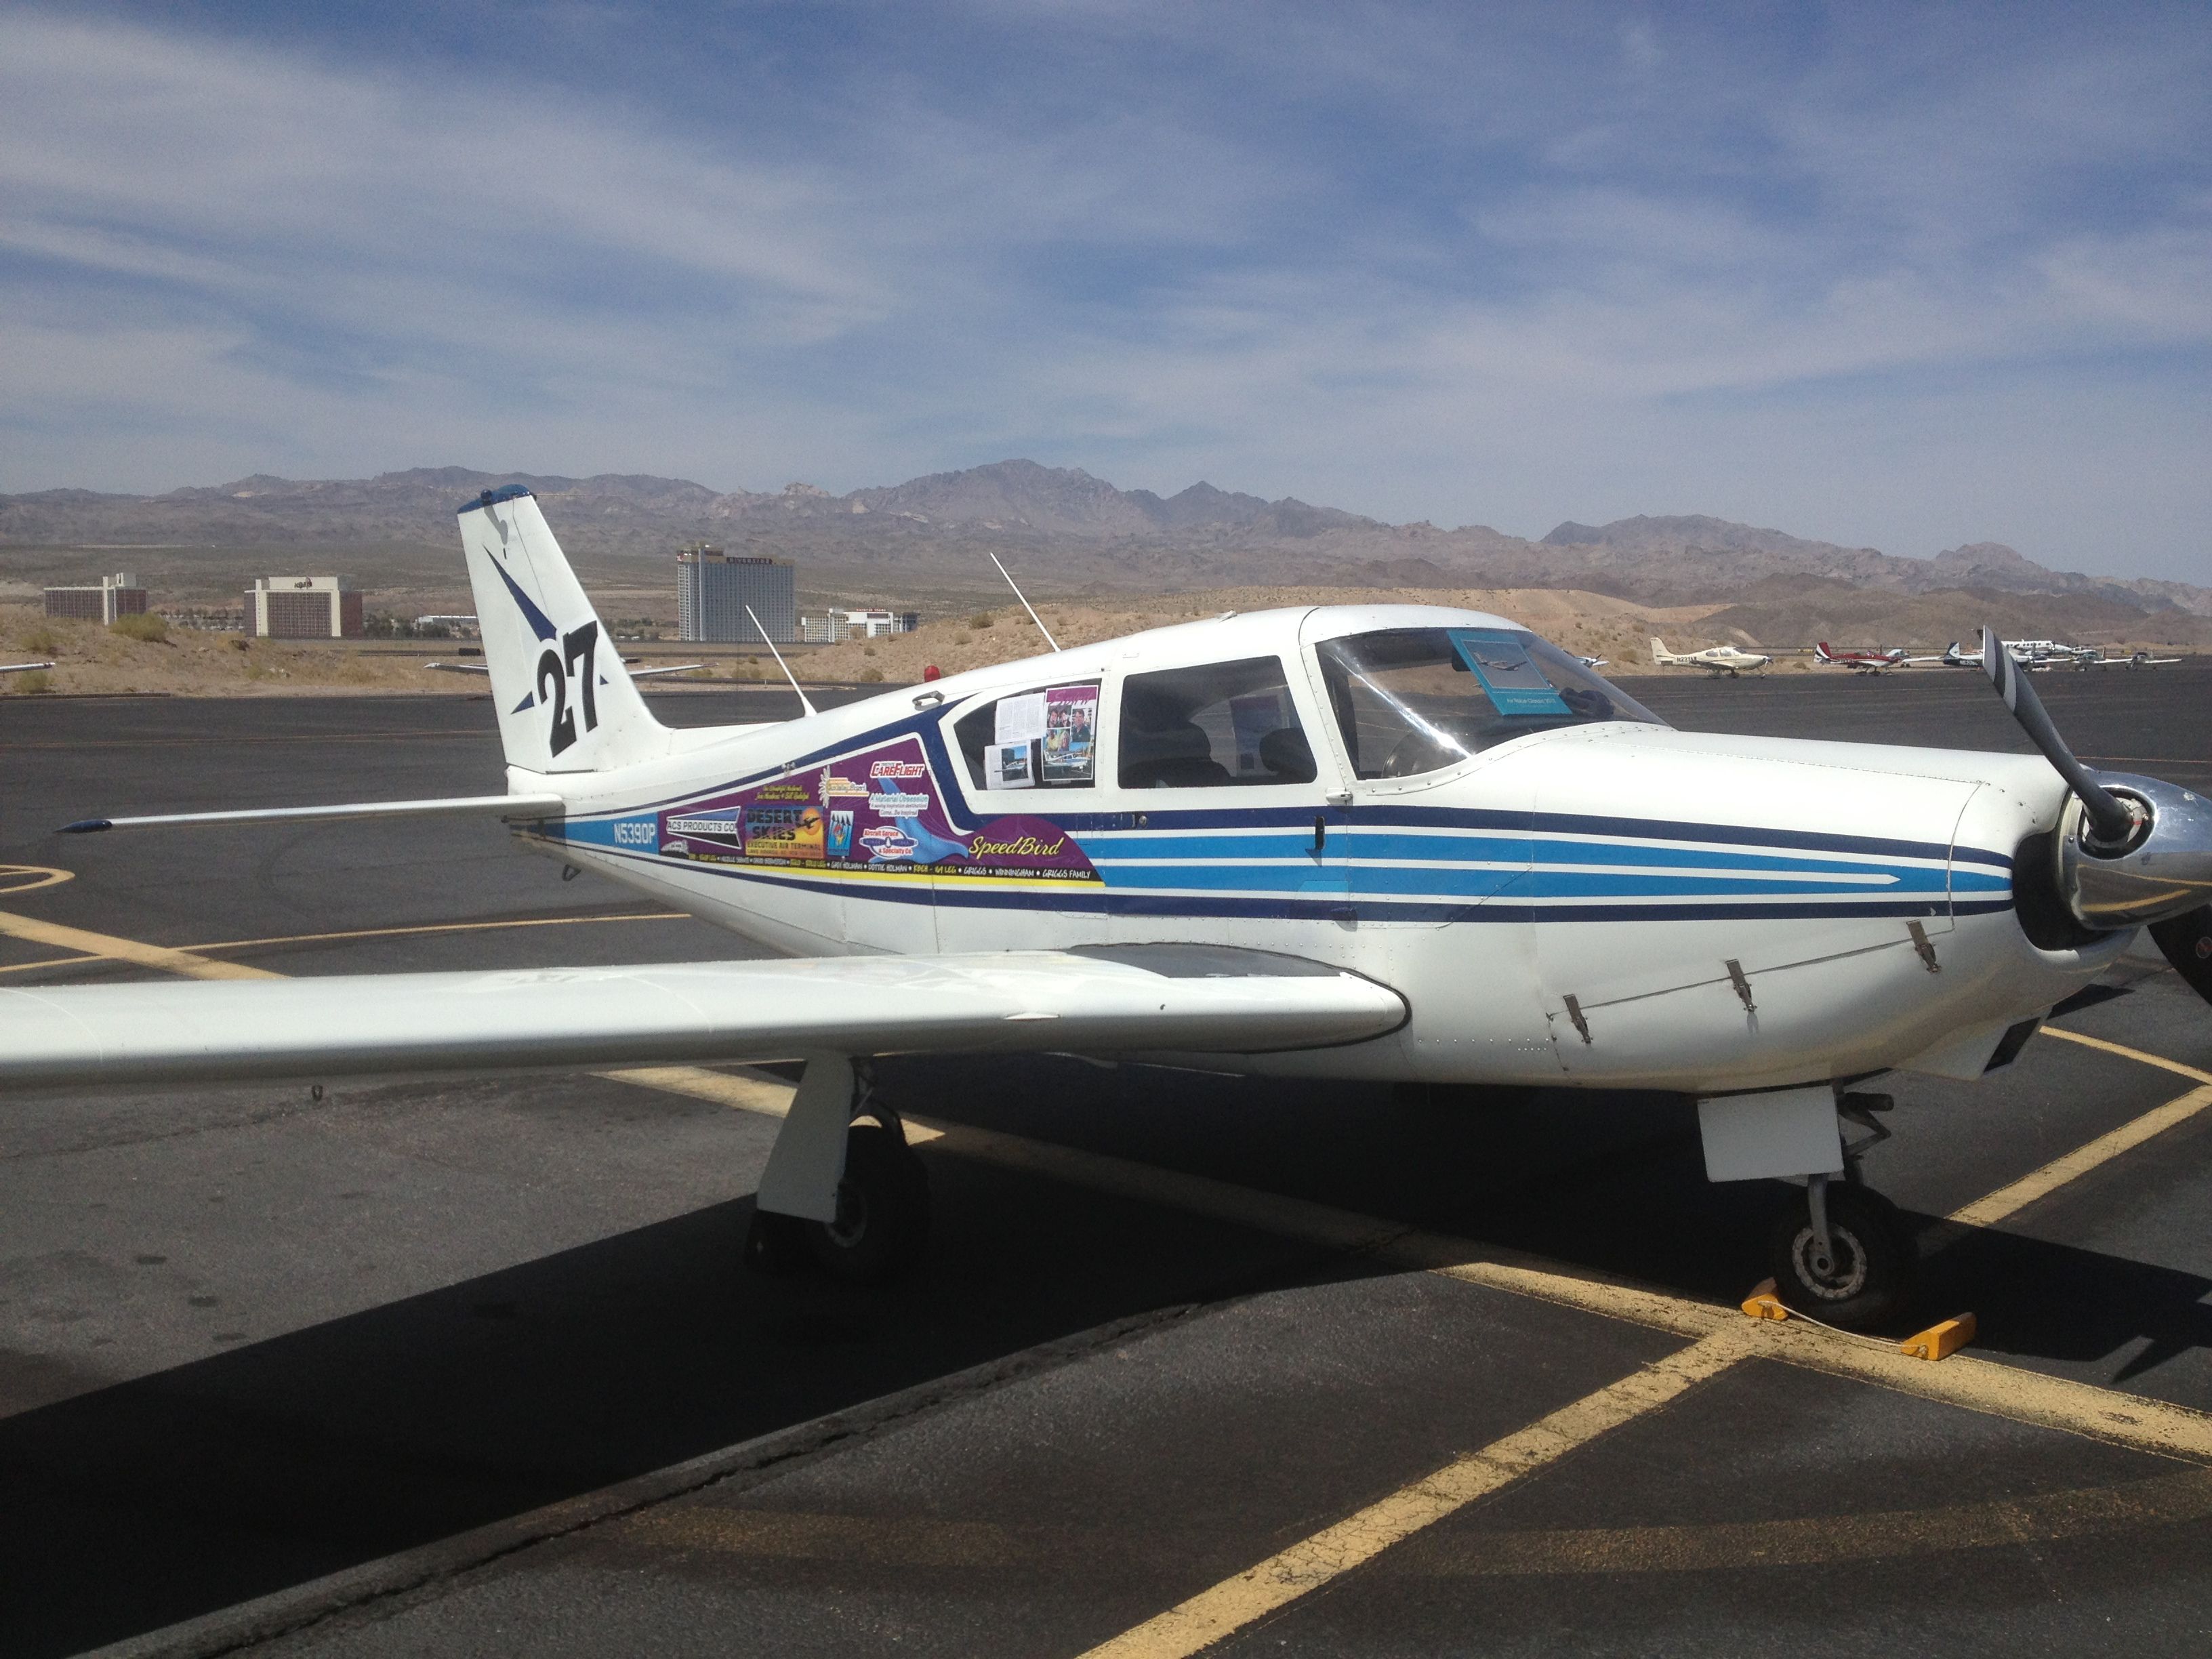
[651,735,1099,884]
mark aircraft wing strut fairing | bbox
[21,483,2212,1326]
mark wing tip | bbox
[57,817,111,835]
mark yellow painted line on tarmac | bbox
[0,909,281,981]
[598,1462,2212,1578]
[1080,1331,1751,1659]
[602,1065,2212,1473]
[2041,1025,2212,1086]
[0,909,693,976]
[178,911,693,955]
[0,865,73,896]
[1948,1084,2212,1230]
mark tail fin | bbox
[456,486,665,775]
[1816,642,1833,661]
[1649,636,1670,663]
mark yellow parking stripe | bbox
[1949,1084,2212,1229]
[1078,1332,1750,1659]
[2041,1025,2212,1086]
[603,1065,2212,1469]
[0,909,693,976]
[0,910,281,982]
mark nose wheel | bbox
[1767,1177,1913,1328]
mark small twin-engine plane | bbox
[1814,642,1909,674]
[10,487,2212,1327]
[1649,636,1773,676]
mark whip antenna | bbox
[987,552,1059,652]
[747,606,817,718]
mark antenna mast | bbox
[987,552,1060,652]
[746,606,817,718]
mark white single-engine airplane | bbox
[1649,637,1773,676]
[12,487,2212,1327]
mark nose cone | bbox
[2060,773,2212,928]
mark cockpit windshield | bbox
[1315,628,1666,779]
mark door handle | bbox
[1311,814,1327,854]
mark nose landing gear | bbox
[1767,1173,1913,1328]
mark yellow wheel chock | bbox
[1738,1279,1977,1360]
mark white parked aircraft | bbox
[1649,637,1773,676]
[12,487,2212,1327]
[2081,649,2182,670]
[1902,642,1973,668]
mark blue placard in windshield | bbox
[1448,629,1571,716]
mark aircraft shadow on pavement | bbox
[7,1057,2208,1656]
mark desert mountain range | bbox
[3,462,2205,645]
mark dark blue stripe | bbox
[539,838,2013,926]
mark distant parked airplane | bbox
[1814,642,1908,675]
[1902,642,1973,668]
[1649,637,1772,676]
[2082,649,2181,670]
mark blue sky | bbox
[3,2,2207,581]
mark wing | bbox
[0,945,1406,1088]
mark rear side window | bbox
[954,682,1100,790]
[1119,656,1317,789]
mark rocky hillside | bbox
[5,462,2205,630]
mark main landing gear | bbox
[745,1065,931,1286]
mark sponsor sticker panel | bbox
[652,733,1099,885]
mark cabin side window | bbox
[1118,656,1317,789]
[954,681,1101,791]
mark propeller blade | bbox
[2150,905,2212,1005]
[1980,626,2137,846]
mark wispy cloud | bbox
[1,3,2206,580]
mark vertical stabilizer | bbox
[456,486,665,774]
[1650,636,1671,664]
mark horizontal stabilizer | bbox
[0,947,1407,1087]
[426,661,703,680]
[58,792,566,834]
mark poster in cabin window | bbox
[1041,684,1099,783]
[995,692,1048,746]
[986,741,1034,790]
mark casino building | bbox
[677,544,798,644]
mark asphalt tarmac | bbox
[3,663,2211,1658]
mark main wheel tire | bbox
[806,1122,931,1285]
[1767,1184,1913,1330]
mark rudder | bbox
[456,485,665,775]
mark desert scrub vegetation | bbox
[968,611,994,629]
[14,620,63,655]
[3,668,52,694]
[108,612,169,643]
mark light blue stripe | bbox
[1097,864,1954,899]
[1082,830,1956,880]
